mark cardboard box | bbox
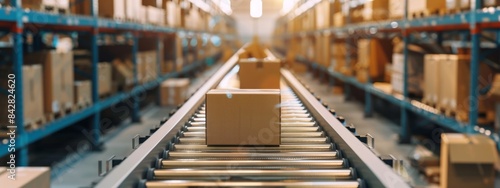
[165,1,181,27]
[74,81,92,105]
[315,0,331,29]
[389,0,404,19]
[408,0,446,18]
[438,55,493,121]
[160,78,189,106]
[74,61,112,96]
[333,12,345,27]
[424,54,441,105]
[98,63,113,95]
[357,39,393,83]
[440,134,496,188]
[70,0,91,15]
[25,51,73,114]
[142,0,162,7]
[392,53,424,95]
[125,0,141,20]
[0,65,44,126]
[1,167,50,188]
[112,59,134,88]
[206,89,281,146]
[363,0,389,21]
[98,0,125,19]
[146,6,165,25]
[239,59,281,89]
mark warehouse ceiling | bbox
[229,0,284,43]
[231,0,284,12]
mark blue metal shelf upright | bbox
[276,0,500,150]
[0,0,234,165]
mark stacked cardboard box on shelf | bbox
[74,61,113,97]
[74,80,92,106]
[96,0,125,19]
[423,54,494,122]
[9,0,70,13]
[407,0,446,19]
[111,58,134,91]
[362,0,389,21]
[388,0,404,19]
[0,65,44,127]
[356,39,392,83]
[145,6,166,25]
[25,50,74,115]
[160,78,189,106]
[125,0,142,21]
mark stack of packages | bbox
[206,39,282,146]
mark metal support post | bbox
[468,0,482,128]
[399,0,411,143]
[131,34,141,123]
[156,36,163,105]
[89,0,102,150]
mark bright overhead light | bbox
[250,0,262,18]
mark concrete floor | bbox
[52,65,431,187]
[51,64,222,188]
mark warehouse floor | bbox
[51,65,431,187]
[51,64,223,188]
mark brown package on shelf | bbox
[362,0,389,21]
[1,167,50,188]
[74,61,112,96]
[437,54,494,122]
[74,80,92,107]
[160,78,189,106]
[96,0,125,19]
[206,89,281,146]
[0,65,44,127]
[440,134,496,188]
[112,58,134,91]
[357,39,393,83]
[25,50,74,114]
[407,0,446,19]
[239,58,281,89]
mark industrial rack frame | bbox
[275,0,500,149]
[0,0,235,166]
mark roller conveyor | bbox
[144,87,354,185]
[95,50,409,188]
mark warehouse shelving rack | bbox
[275,0,500,150]
[0,1,235,166]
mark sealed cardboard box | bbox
[98,63,113,95]
[440,134,496,188]
[423,54,441,106]
[388,0,404,19]
[357,39,393,82]
[74,81,92,105]
[206,89,281,146]
[239,58,280,89]
[408,0,446,18]
[363,0,389,21]
[25,51,73,114]
[74,62,112,96]
[0,65,44,127]
[112,59,134,89]
[98,0,125,19]
[160,78,189,106]
[1,167,50,188]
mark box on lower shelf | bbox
[160,78,190,106]
[0,65,45,128]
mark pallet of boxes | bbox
[206,41,281,146]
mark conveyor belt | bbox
[143,88,362,187]
[94,48,409,188]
